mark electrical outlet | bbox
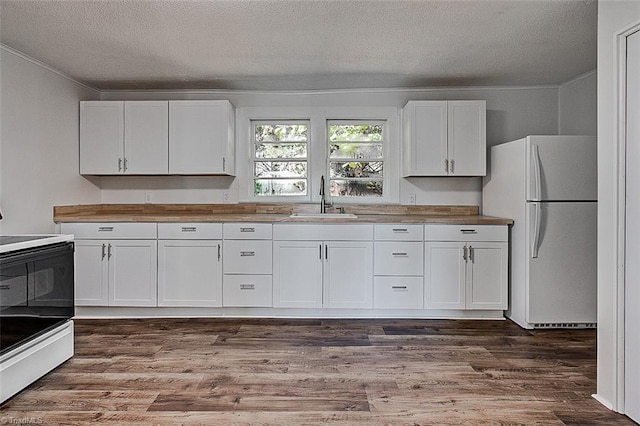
[409,194,417,205]
[144,191,153,204]
[223,191,230,203]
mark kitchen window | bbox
[327,120,385,198]
[252,121,309,197]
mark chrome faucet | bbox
[319,175,331,213]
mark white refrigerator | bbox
[482,135,597,329]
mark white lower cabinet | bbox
[61,223,158,307]
[373,276,424,309]
[223,275,272,307]
[73,239,157,306]
[425,239,507,310]
[158,240,222,307]
[272,224,374,309]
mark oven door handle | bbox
[0,242,73,266]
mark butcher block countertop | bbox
[54,204,513,225]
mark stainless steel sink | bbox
[289,213,358,219]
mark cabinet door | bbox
[466,242,507,310]
[425,242,466,309]
[158,240,222,307]
[124,101,168,174]
[403,101,448,176]
[273,241,323,308]
[169,100,234,175]
[324,241,373,309]
[80,101,124,175]
[74,240,109,306]
[108,240,158,307]
[447,101,486,176]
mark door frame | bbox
[613,20,640,415]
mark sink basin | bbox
[289,213,358,219]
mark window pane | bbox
[329,124,383,142]
[255,143,307,159]
[329,161,383,179]
[329,143,382,159]
[255,124,308,142]
[255,179,306,196]
[255,161,307,178]
[330,179,383,197]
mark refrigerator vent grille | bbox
[532,323,597,329]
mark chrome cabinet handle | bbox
[450,159,455,173]
[240,227,255,233]
[98,226,114,232]
[463,245,468,261]
[240,284,255,290]
[181,227,197,232]
[392,252,408,257]
[107,244,112,259]
[240,251,255,257]
[325,244,328,260]
[391,285,408,290]
[222,157,226,172]
[217,244,221,261]
[123,158,128,172]
[444,159,449,173]
[461,229,477,234]
[118,158,122,172]
[469,246,474,263]
[319,244,322,260]
[101,243,106,260]
[392,228,408,232]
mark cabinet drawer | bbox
[424,225,507,242]
[273,224,373,241]
[223,223,272,239]
[373,277,424,309]
[374,242,424,276]
[374,224,423,241]
[223,240,272,274]
[60,222,157,239]
[158,223,222,239]
[223,275,272,307]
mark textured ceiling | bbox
[0,0,597,91]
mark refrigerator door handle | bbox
[531,202,541,258]
[531,144,542,201]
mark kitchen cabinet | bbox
[80,101,168,175]
[61,223,158,307]
[273,224,374,309]
[373,224,424,309]
[424,225,507,310]
[403,100,486,176]
[222,223,272,307]
[169,100,235,175]
[157,223,222,307]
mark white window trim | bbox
[236,106,400,204]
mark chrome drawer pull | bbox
[0,285,10,290]
[392,252,408,256]
[240,227,255,233]
[240,284,255,290]
[181,227,197,232]
[98,227,114,232]
[461,229,478,234]
[392,228,408,232]
[391,286,408,290]
[240,251,256,257]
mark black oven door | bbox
[0,242,74,355]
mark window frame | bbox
[251,120,310,199]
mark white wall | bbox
[99,86,559,206]
[559,70,597,136]
[596,0,640,412]
[0,47,101,233]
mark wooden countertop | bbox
[53,203,513,225]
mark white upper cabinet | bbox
[80,101,168,175]
[403,100,486,176]
[80,101,124,175]
[124,101,169,174]
[169,100,235,175]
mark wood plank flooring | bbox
[0,318,635,425]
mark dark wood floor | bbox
[0,318,635,425]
